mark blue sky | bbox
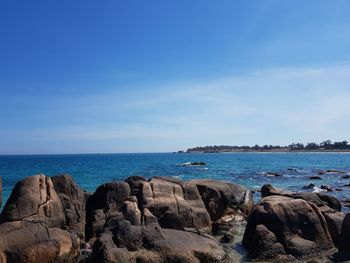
[1,0,350,154]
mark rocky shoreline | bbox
[0,174,349,262]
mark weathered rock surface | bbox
[323,211,345,248]
[92,221,225,263]
[85,182,131,240]
[4,173,350,263]
[137,177,212,230]
[0,221,79,263]
[243,195,335,260]
[84,176,238,262]
[261,184,341,212]
[0,174,275,263]
[189,179,254,222]
[0,174,83,263]
[125,175,147,196]
[244,184,350,261]
[52,174,87,238]
[0,174,66,227]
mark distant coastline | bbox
[179,149,350,153]
[180,140,350,153]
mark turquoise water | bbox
[1,152,350,210]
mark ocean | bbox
[1,152,350,210]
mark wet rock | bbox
[220,233,235,243]
[319,170,348,175]
[261,184,290,197]
[243,195,335,260]
[264,172,282,177]
[178,162,207,166]
[321,185,333,192]
[342,175,350,179]
[189,161,207,166]
[303,183,316,190]
[310,176,322,180]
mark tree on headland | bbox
[289,143,304,150]
[320,140,332,149]
[305,142,319,150]
[184,140,350,153]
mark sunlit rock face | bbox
[0,174,254,263]
[0,174,85,263]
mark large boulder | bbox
[85,182,131,241]
[137,177,211,230]
[0,221,79,263]
[261,184,341,212]
[323,211,345,248]
[0,174,66,228]
[125,175,147,196]
[51,174,87,238]
[189,179,254,222]
[0,174,83,263]
[91,214,225,263]
[86,177,227,262]
[243,195,335,260]
[0,175,253,262]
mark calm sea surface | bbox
[1,152,350,209]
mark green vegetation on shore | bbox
[183,140,350,153]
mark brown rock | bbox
[122,198,142,226]
[139,178,211,230]
[190,179,254,221]
[85,182,130,240]
[92,222,225,263]
[243,195,335,260]
[0,221,78,263]
[0,174,83,263]
[261,184,341,212]
[51,174,87,237]
[0,174,65,228]
[323,211,345,247]
[125,175,147,196]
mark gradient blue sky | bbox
[1,0,350,154]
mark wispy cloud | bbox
[2,64,350,153]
